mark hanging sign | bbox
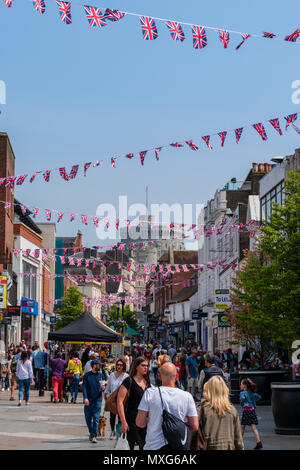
[215,289,231,310]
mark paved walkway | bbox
[0,389,299,450]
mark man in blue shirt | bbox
[82,360,105,443]
[185,349,199,399]
[32,346,45,389]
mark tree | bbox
[107,304,138,332]
[229,169,300,365]
[55,286,85,330]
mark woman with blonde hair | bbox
[197,375,244,450]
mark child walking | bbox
[240,378,262,449]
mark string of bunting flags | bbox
[0,112,298,188]
[3,1,300,48]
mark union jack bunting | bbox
[70,213,75,221]
[45,209,51,221]
[4,0,13,7]
[84,162,92,176]
[235,127,243,144]
[4,202,11,209]
[217,30,230,48]
[43,170,51,182]
[139,150,147,166]
[202,135,212,149]
[140,16,158,41]
[93,217,99,227]
[115,219,119,230]
[155,147,162,160]
[0,178,5,186]
[104,8,125,22]
[60,256,66,264]
[262,32,276,38]
[284,113,298,130]
[165,21,185,42]
[83,6,107,28]
[30,172,39,183]
[32,208,39,218]
[56,1,72,25]
[185,140,199,150]
[81,215,88,225]
[126,220,131,227]
[59,165,79,181]
[235,33,251,50]
[94,161,102,168]
[191,25,207,49]
[252,122,268,141]
[57,211,63,223]
[218,131,227,147]
[269,118,283,136]
[16,174,28,186]
[111,157,117,168]
[5,177,17,188]
[33,249,40,258]
[31,0,45,14]
[105,218,109,229]
[170,142,183,148]
[284,29,300,42]
[20,204,27,215]
[126,153,134,159]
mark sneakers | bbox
[109,432,115,440]
[92,437,97,443]
[254,441,263,450]
[1,388,4,392]
[18,401,21,406]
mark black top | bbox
[122,376,147,421]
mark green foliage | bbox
[55,287,85,330]
[229,169,300,362]
[107,304,138,331]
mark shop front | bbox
[21,297,38,347]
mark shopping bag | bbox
[114,434,130,450]
[115,423,121,439]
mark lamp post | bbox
[119,291,126,333]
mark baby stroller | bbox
[50,376,69,403]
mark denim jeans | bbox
[1,376,9,389]
[18,378,31,402]
[70,374,81,401]
[84,399,102,438]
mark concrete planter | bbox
[271,382,300,435]
[230,370,289,405]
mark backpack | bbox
[158,387,190,451]
[11,356,18,374]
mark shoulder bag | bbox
[106,377,132,415]
[190,405,207,451]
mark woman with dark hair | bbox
[65,351,83,404]
[104,358,129,439]
[16,351,34,406]
[50,352,67,403]
[117,356,150,450]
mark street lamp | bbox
[119,291,126,332]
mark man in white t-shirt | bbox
[136,363,198,450]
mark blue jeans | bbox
[84,399,102,438]
[18,378,31,402]
[1,376,9,389]
[70,374,81,401]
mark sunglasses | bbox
[139,364,149,368]
[116,364,123,367]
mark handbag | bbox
[64,372,74,380]
[190,405,207,451]
[2,368,8,374]
[105,377,131,415]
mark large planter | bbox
[230,370,289,405]
[271,382,300,435]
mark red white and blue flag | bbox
[217,30,230,48]
[57,211,63,223]
[284,113,298,130]
[284,29,300,42]
[170,142,183,148]
[191,25,207,49]
[111,157,117,168]
[84,162,92,176]
[84,6,107,28]
[30,172,39,183]
[59,165,79,181]
[236,33,251,50]
[126,153,134,159]
[21,205,27,215]
[140,151,147,165]
[32,208,39,218]
[43,170,51,182]
[155,147,162,160]
[5,177,16,188]
[235,127,243,144]
[93,217,99,227]
[31,0,45,14]
[262,32,276,38]
[81,215,88,225]
[70,213,75,222]
[185,140,199,150]
[165,21,185,42]
[252,122,268,141]
[16,174,28,186]
[218,131,227,147]
[104,8,126,22]
[202,135,212,149]
[45,209,51,221]
[269,118,283,136]
[140,16,158,40]
[56,1,72,25]
[4,0,13,7]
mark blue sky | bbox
[1,0,300,247]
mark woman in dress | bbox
[117,356,150,450]
[104,358,128,439]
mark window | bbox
[261,180,284,222]
[22,261,37,300]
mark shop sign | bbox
[6,306,21,317]
[218,313,231,328]
[215,289,231,310]
[0,276,7,309]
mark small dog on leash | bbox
[98,416,107,437]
